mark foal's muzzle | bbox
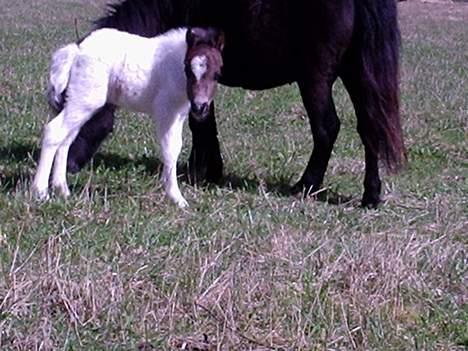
[191,102,210,119]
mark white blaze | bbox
[191,55,207,81]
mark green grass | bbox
[0,1,467,350]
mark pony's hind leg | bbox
[35,63,108,199]
[292,3,352,201]
[50,100,107,197]
[340,74,382,208]
[293,82,341,198]
[32,107,99,199]
[339,0,404,208]
[32,111,68,199]
[52,128,82,197]
[67,104,116,173]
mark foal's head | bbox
[185,27,224,120]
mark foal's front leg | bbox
[155,107,188,208]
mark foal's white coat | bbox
[33,28,213,207]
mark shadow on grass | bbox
[217,173,354,206]
[0,142,37,192]
[0,142,37,163]
[91,152,163,175]
[0,142,355,206]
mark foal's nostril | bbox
[192,102,209,116]
[200,103,209,115]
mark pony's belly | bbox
[221,64,296,90]
[108,74,155,114]
[110,87,153,114]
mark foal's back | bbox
[77,28,188,113]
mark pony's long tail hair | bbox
[344,0,407,172]
[46,43,80,112]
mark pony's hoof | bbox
[176,198,189,208]
[361,194,381,209]
[66,160,81,174]
[188,142,223,185]
[291,181,317,198]
[31,186,50,201]
[53,182,71,198]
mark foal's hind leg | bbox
[52,128,84,197]
[33,106,102,199]
[67,104,115,173]
[34,60,109,199]
[32,111,69,199]
[51,90,108,197]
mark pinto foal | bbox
[32,27,224,207]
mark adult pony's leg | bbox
[292,81,340,198]
[340,0,406,208]
[340,74,382,208]
[66,104,115,173]
[291,2,353,199]
[188,102,223,184]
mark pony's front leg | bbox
[188,102,223,184]
[155,108,188,208]
[32,111,68,200]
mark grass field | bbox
[0,0,467,350]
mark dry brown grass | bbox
[0,0,467,350]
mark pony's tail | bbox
[346,0,407,172]
[47,43,80,112]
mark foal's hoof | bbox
[53,183,71,198]
[175,198,189,208]
[31,186,50,201]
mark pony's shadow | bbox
[79,156,355,205]
[0,142,354,205]
[217,173,354,206]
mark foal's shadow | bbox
[0,142,38,191]
[91,152,163,175]
[0,142,354,205]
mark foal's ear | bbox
[214,29,225,51]
[186,27,203,47]
[186,27,225,51]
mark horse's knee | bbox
[43,119,67,147]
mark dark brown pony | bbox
[62,0,406,208]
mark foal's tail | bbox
[342,0,407,172]
[47,43,80,112]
